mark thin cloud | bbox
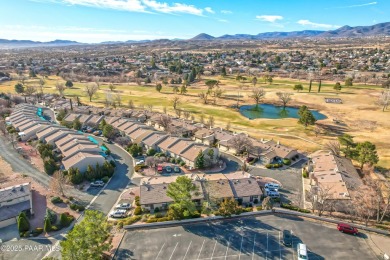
[205,7,215,14]
[297,20,340,29]
[221,10,232,14]
[327,1,377,9]
[30,0,205,15]
[217,19,229,23]
[256,15,283,23]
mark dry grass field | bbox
[1,75,389,168]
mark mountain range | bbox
[0,22,389,48]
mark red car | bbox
[337,223,358,235]
[157,165,163,172]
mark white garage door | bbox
[0,217,17,229]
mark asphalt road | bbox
[115,215,376,260]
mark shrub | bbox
[60,212,74,227]
[253,198,259,204]
[179,161,186,166]
[32,227,43,236]
[43,217,51,233]
[17,212,30,232]
[45,209,57,224]
[265,164,272,169]
[135,196,141,207]
[272,197,281,203]
[110,160,116,167]
[51,225,59,231]
[154,213,163,218]
[122,215,141,226]
[102,176,109,183]
[146,148,156,156]
[257,206,263,211]
[70,204,85,211]
[134,206,142,215]
[302,171,308,178]
[282,158,291,165]
[170,158,176,163]
[134,165,143,172]
[154,207,160,213]
[51,196,63,204]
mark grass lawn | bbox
[1,74,389,168]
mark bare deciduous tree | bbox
[25,85,37,97]
[84,83,99,102]
[49,171,67,197]
[171,96,180,110]
[114,93,122,107]
[157,114,172,132]
[183,111,191,120]
[250,88,266,107]
[378,88,390,112]
[324,141,341,156]
[207,116,215,128]
[230,135,253,155]
[306,184,334,216]
[55,82,66,97]
[198,91,209,104]
[276,92,293,108]
[128,100,135,109]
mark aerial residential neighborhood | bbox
[0,1,390,260]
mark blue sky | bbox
[0,0,388,43]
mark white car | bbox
[297,243,308,260]
[115,203,131,210]
[265,183,280,190]
[109,209,127,218]
[135,160,144,165]
[90,180,105,187]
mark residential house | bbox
[0,183,33,228]
[62,152,105,172]
[193,128,215,146]
[225,172,262,203]
[140,132,168,151]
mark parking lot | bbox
[115,215,375,260]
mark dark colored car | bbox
[165,165,172,173]
[282,230,292,246]
[173,166,181,173]
[246,157,254,163]
[337,223,358,235]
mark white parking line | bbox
[238,235,244,260]
[225,237,231,260]
[210,240,218,259]
[252,233,257,260]
[279,231,281,260]
[183,241,192,260]
[169,242,179,260]
[155,242,165,260]
[197,239,206,260]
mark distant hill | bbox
[218,30,324,40]
[0,39,81,48]
[190,33,216,41]
[318,22,390,37]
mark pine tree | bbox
[309,80,312,92]
[17,212,30,232]
[195,151,205,169]
[44,217,52,233]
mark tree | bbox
[355,141,379,169]
[378,88,390,112]
[38,78,45,93]
[345,78,353,87]
[84,83,98,102]
[171,96,180,110]
[207,115,215,128]
[230,135,253,155]
[172,85,179,94]
[318,80,322,93]
[338,134,356,158]
[308,80,312,92]
[221,66,227,76]
[212,87,224,105]
[43,217,51,233]
[250,88,266,107]
[103,124,116,140]
[50,171,67,197]
[72,118,82,130]
[108,83,116,91]
[167,176,199,219]
[262,196,273,210]
[205,79,218,90]
[14,83,25,94]
[128,100,135,109]
[155,83,162,92]
[307,184,334,216]
[157,114,172,132]
[198,91,209,104]
[55,82,66,97]
[128,143,142,157]
[276,92,293,108]
[60,210,111,260]
[195,150,205,169]
[293,84,303,92]
[218,198,241,217]
[298,106,316,127]
[17,212,30,232]
[324,141,341,156]
[25,85,37,97]
[252,77,257,87]
[334,82,342,92]
[180,84,187,95]
[65,80,73,88]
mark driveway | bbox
[249,159,306,206]
[0,224,19,242]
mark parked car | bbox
[165,165,172,173]
[157,165,163,172]
[115,203,131,210]
[109,209,127,218]
[245,157,255,163]
[282,230,292,246]
[265,183,280,190]
[337,223,358,235]
[297,243,308,260]
[265,190,280,198]
[90,180,105,187]
[135,160,144,165]
[173,166,181,173]
[93,130,102,136]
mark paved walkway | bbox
[366,233,390,258]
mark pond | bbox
[239,104,327,120]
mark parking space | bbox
[116,215,375,260]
